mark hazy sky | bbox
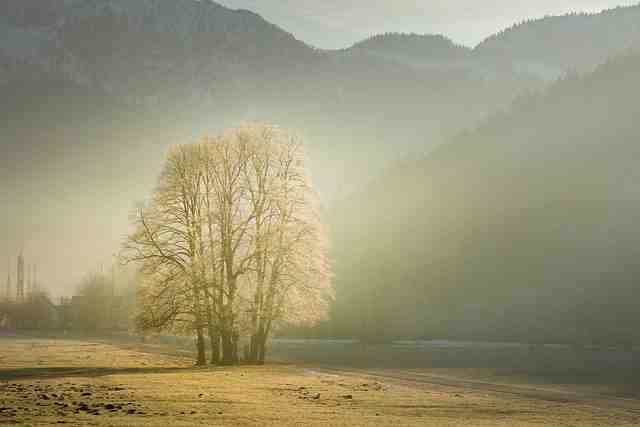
[219,0,639,48]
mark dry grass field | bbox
[0,338,639,426]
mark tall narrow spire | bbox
[16,253,24,301]
[5,257,11,302]
[26,263,31,296]
[29,263,34,295]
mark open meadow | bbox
[0,337,639,426]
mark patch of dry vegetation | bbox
[0,338,638,426]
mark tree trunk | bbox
[220,274,239,365]
[220,331,238,365]
[195,327,206,366]
[208,326,220,365]
[204,293,220,365]
[232,332,239,364]
[248,326,269,364]
[257,331,268,365]
[249,333,259,363]
[192,282,206,366]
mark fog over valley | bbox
[3,0,640,298]
[1,0,640,358]
[2,2,640,425]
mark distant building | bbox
[0,293,61,331]
[1,254,132,333]
[60,294,130,332]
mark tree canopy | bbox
[124,124,332,364]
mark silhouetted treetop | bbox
[348,33,471,61]
[475,3,640,75]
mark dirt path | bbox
[313,367,640,412]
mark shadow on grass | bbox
[0,366,197,381]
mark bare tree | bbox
[199,132,256,364]
[124,145,208,365]
[124,123,332,366]
[241,127,332,363]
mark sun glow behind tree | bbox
[123,124,332,365]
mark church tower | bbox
[33,264,38,294]
[17,253,24,301]
[27,263,33,296]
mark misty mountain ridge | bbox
[347,33,471,63]
[3,0,640,102]
[0,0,316,104]
[345,3,640,80]
[0,0,534,192]
[475,3,640,77]
[2,0,639,300]
[1,0,524,292]
[1,0,292,41]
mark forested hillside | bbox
[0,0,528,197]
[347,33,471,64]
[3,0,640,311]
[4,1,638,202]
[0,0,532,292]
[475,4,640,77]
[345,3,640,81]
[331,52,640,346]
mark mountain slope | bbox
[348,33,471,63]
[0,0,528,293]
[475,4,640,77]
[0,0,316,102]
[341,4,640,82]
[4,0,640,300]
[331,51,640,345]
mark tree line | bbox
[123,124,331,365]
